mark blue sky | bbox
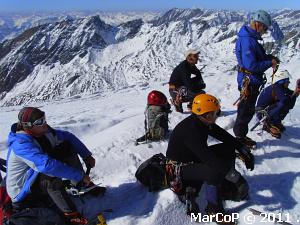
[0,0,299,12]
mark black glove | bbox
[238,146,254,171]
[198,81,206,90]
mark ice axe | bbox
[86,166,91,176]
[250,107,269,131]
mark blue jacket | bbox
[6,124,92,202]
[256,83,297,123]
[235,25,272,88]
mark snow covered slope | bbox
[0,61,300,225]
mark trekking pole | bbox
[250,108,269,131]
[233,96,242,106]
[250,115,267,131]
[86,166,91,176]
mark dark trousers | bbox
[262,101,294,125]
[169,87,205,106]
[180,143,236,186]
[14,145,84,213]
[233,86,260,137]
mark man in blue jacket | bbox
[6,107,98,225]
[233,10,279,148]
[256,70,300,138]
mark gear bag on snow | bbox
[3,207,66,225]
[0,159,13,225]
[136,105,170,144]
[146,105,169,140]
[135,153,168,192]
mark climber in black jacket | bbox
[166,93,254,223]
[169,49,206,112]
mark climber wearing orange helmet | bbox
[166,94,254,223]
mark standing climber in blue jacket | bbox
[6,107,98,225]
[233,10,280,148]
[256,70,300,138]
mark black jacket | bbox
[169,60,205,91]
[166,114,243,165]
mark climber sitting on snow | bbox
[166,94,254,224]
[169,49,206,113]
[256,69,300,138]
[6,107,105,225]
[136,90,171,144]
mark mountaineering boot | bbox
[276,122,286,132]
[64,211,88,225]
[170,98,183,113]
[185,187,199,215]
[205,201,237,225]
[177,187,199,215]
[219,177,248,201]
[263,121,281,139]
[236,136,257,149]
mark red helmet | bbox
[147,90,167,106]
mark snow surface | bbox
[0,60,299,224]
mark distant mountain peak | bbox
[0,9,298,106]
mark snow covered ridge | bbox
[0,8,299,106]
[0,11,160,42]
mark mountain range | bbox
[0,8,299,106]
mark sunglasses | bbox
[22,116,47,127]
[262,24,268,32]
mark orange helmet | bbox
[192,94,220,115]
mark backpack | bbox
[145,104,170,141]
[0,156,66,225]
[3,207,66,225]
[0,159,13,224]
[135,153,168,192]
[0,183,13,224]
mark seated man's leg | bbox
[262,102,285,138]
[36,174,76,213]
[180,157,232,214]
[278,99,295,122]
[268,101,286,125]
[185,88,205,110]
[209,143,249,201]
[169,87,183,113]
[34,174,88,224]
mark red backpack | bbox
[0,159,13,224]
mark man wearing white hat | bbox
[256,70,300,138]
[169,49,206,113]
